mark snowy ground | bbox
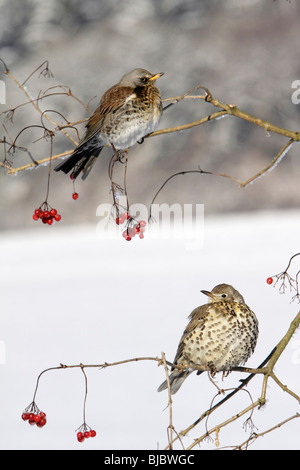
[1,209,300,450]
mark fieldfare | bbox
[54,68,164,180]
[158,284,259,395]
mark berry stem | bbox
[44,134,54,203]
[80,365,88,426]
[32,366,63,404]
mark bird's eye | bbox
[221,294,227,298]
[141,77,148,83]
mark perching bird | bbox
[54,68,164,180]
[158,284,259,395]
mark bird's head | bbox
[119,68,164,87]
[201,283,245,303]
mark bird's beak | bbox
[201,290,218,302]
[149,72,164,81]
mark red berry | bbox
[43,211,50,219]
[266,277,273,285]
[37,417,46,427]
[84,431,90,439]
[50,208,57,217]
[72,192,79,200]
[122,230,131,241]
[127,227,136,238]
[22,413,29,421]
[90,430,96,438]
[77,432,84,442]
[39,412,46,419]
[115,217,120,225]
[47,218,53,225]
[124,211,130,220]
[32,214,39,221]
[139,233,144,239]
[35,209,42,217]
[34,414,41,423]
[54,214,61,222]
[139,220,147,227]
[119,213,126,224]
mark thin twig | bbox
[234,413,300,450]
[187,399,261,450]
[80,366,88,425]
[161,352,174,450]
[4,65,78,144]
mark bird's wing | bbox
[172,304,210,366]
[82,85,136,143]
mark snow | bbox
[1,209,300,450]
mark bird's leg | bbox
[118,149,128,164]
[222,370,231,379]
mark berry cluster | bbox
[266,277,273,285]
[32,202,61,225]
[115,211,130,225]
[22,402,46,428]
[115,211,147,241]
[76,424,96,443]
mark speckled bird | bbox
[54,68,164,180]
[158,284,259,395]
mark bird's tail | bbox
[54,144,103,180]
[157,369,194,395]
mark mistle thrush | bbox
[158,283,259,395]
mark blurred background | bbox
[0,0,300,229]
[1,0,300,451]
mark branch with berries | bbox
[21,363,99,443]
[21,297,300,449]
[266,253,300,303]
[1,60,300,240]
[107,149,148,240]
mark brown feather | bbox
[84,86,135,141]
[173,305,209,367]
